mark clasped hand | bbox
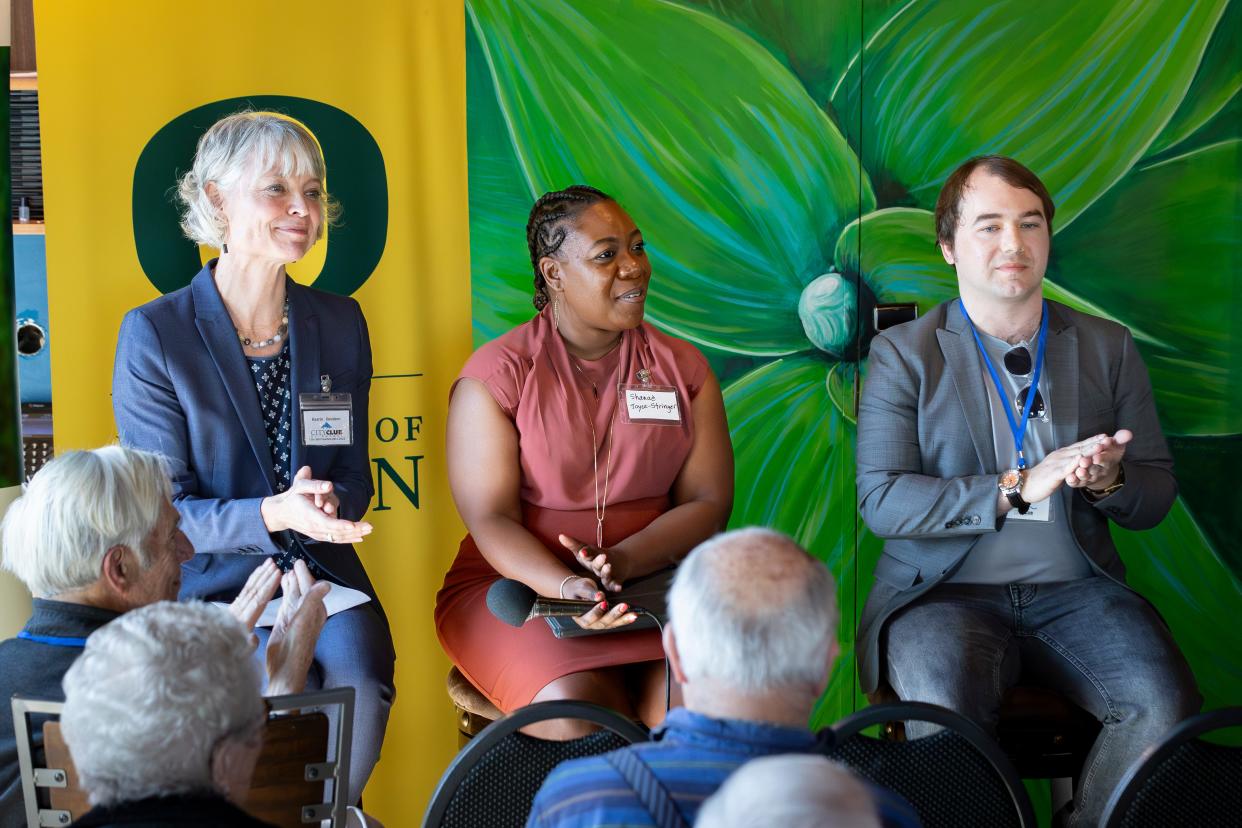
[228,558,331,695]
[261,465,373,543]
[1022,429,1132,504]
[557,534,638,630]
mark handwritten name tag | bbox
[624,388,681,422]
[1008,496,1052,522]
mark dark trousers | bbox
[883,577,1200,828]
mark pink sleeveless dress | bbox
[434,306,709,710]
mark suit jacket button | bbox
[972,515,981,525]
[944,522,953,529]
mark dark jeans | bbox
[883,577,1200,828]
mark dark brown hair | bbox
[525,185,614,310]
[934,156,1055,249]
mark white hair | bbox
[696,755,881,828]
[60,601,265,807]
[1,446,170,597]
[176,110,340,247]
[668,527,837,693]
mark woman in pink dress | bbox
[435,185,734,735]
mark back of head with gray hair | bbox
[177,110,340,248]
[695,754,881,828]
[1,446,170,597]
[60,601,265,806]
[668,527,837,693]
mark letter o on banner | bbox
[132,96,388,296]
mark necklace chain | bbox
[570,358,615,548]
[238,298,290,349]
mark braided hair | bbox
[525,185,614,310]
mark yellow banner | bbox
[36,0,470,817]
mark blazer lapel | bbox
[288,281,320,474]
[938,302,998,474]
[191,267,277,492]
[1044,303,1079,517]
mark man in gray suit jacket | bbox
[856,156,1199,827]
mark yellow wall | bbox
[36,2,471,819]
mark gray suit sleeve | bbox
[1081,328,1177,529]
[856,333,1002,540]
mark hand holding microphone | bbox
[487,578,639,630]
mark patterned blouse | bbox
[248,343,293,492]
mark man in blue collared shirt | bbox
[527,528,920,828]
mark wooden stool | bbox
[446,667,501,747]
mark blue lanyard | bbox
[17,631,88,648]
[959,299,1049,470]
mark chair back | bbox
[13,687,354,828]
[824,700,1036,828]
[1100,706,1242,828]
[423,700,649,828]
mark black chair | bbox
[823,700,1037,828]
[422,699,649,828]
[1100,706,1242,828]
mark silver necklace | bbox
[238,299,290,349]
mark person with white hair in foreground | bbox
[696,754,882,828]
[526,527,920,828]
[0,446,323,824]
[61,600,328,827]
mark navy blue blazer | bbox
[112,263,378,604]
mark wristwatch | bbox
[999,469,1031,515]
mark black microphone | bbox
[486,578,596,627]
[486,577,672,713]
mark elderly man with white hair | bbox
[696,754,882,828]
[526,527,920,828]
[0,446,324,824]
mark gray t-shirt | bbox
[949,330,1092,584]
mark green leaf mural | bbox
[466,0,1242,726]
[677,0,908,105]
[469,0,874,355]
[832,0,1229,228]
[1146,0,1242,158]
[1051,139,1242,435]
[723,356,860,717]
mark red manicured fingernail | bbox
[599,601,608,610]
[617,604,628,612]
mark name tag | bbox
[299,392,353,446]
[620,385,683,425]
[1009,496,1052,522]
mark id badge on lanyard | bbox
[618,367,684,426]
[299,373,354,446]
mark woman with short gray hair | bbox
[112,111,394,802]
[61,601,271,825]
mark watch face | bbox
[999,469,1021,490]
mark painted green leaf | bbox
[469,0,874,355]
[835,207,958,314]
[832,0,1229,228]
[1050,140,1242,435]
[1114,498,1242,713]
[724,356,860,719]
[465,22,539,346]
[1146,0,1241,158]
[677,0,906,105]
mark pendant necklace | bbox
[570,358,615,547]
